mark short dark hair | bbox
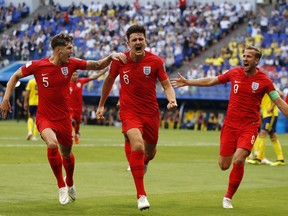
[246,45,262,60]
[50,33,73,50]
[126,24,146,40]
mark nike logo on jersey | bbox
[123,70,130,74]
[42,73,48,76]
[234,80,241,83]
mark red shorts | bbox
[120,112,159,144]
[220,124,258,156]
[70,109,82,123]
[36,116,73,147]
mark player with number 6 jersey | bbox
[96,24,178,211]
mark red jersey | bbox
[179,0,187,7]
[218,67,275,129]
[21,58,87,121]
[109,51,168,116]
[69,78,90,111]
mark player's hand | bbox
[96,106,105,120]
[97,67,109,77]
[167,100,178,111]
[0,99,12,119]
[24,101,28,110]
[170,72,187,88]
[110,53,127,64]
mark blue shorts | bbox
[261,116,278,133]
[29,105,38,117]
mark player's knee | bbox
[233,158,245,165]
[219,161,230,170]
[46,141,58,149]
[61,151,71,159]
[145,152,154,160]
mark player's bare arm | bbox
[273,97,288,117]
[0,69,24,119]
[96,74,116,120]
[160,79,178,111]
[171,72,220,88]
[86,53,127,71]
[23,90,30,110]
[88,67,109,81]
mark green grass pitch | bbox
[0,120,288,216]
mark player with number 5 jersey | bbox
[0,33,127,205]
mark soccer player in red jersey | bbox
[69,67,108,144]
[0,33,126,205]
[171,45,288,209]
[96,24,178,211]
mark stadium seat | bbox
[174,54,184,67]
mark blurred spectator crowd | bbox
[0,0,287,98]
[0,0,252,69]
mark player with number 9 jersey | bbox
[218,67,275,129]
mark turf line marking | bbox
[0,143,219,147]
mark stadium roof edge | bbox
[0,61,33,82]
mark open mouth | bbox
[135,46,142,51]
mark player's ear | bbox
[57,48,62,54]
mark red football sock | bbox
[63,152,75,187]
[144,149,157,165]
[124,141,131,162]
[47,148,65,188]
[225,163,244,199]
[130,150,145,198]
[74,123,80,135]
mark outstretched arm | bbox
[96,74,116,120]
[86,53,127,71]
[160,79,178,110]
[273,97,288,117]
[0,68,24,119]
[171,72,221,88]
[88,67,109,81]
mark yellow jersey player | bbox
[248,91,285,166]
[24,78,39,140]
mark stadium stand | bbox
[0,1,287,102]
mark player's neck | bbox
[49,55,63,66]
[130,51,145,62]
[245,68,258,77]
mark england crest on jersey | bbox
[251,82,259,90]
[143,66,151,75]
[61,67,68,76]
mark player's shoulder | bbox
[30,78,36,84]
[221,66,242,75]
[23,58,48,69]
[111,52,129,66]
[145,51,162,61]
[256,68,272,80]
[69,57,86,64]
[78,77,89,83]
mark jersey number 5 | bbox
[43,77,49,87]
